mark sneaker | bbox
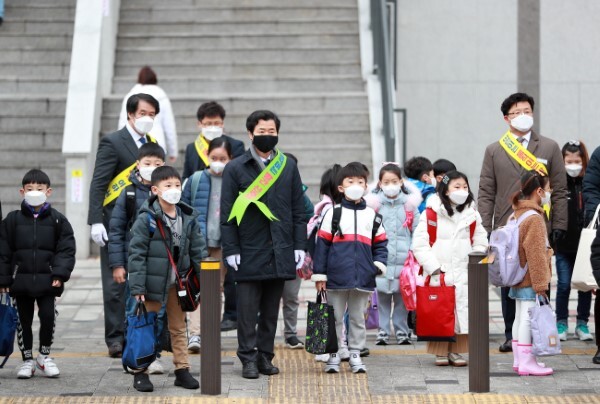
[17,360,35,379]
[147,358,164,375]
[285,336,304,349]
[35,355,60,377]
[338,347,350,362]
[133,372,154,392]
[376,332,389,346]
[324,353,341,373]
[576,324,594,341]
[187,335,201,353]
[360,347,370,357]
[349,351,367,373]
[435,355,449,366]
[448,353,467,367]
[396,334,412,345]
[220,319,238,332]
[315,354,330,363]
[557,323,568,341]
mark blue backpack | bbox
[0,293,18,368]
[122,301,157,373]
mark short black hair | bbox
[137,142,166,161]
[501,92,535,116]
[151,166,181,186]
[126,93,160,116]
[404,156,433,180]
[208,137,233,158]
[437,170,474,216]
[320,164,342,203]
[337,162,369,186]
[376,163,408,195]
[246,110,281,134]
[433,159,457,177]
[197,101,226,122]
[22,169,51,187]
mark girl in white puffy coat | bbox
[412,170,488,367]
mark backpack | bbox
[124,184,137,230]
[488,210,539,287]
[189,170,204,202]
[0,293,18,368]
[424,207,475,247]
[330,205,383,242]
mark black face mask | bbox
[252,134,278,153]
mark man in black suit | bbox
[88,93,160,357]
[182,101,245,332]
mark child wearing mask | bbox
[366,163,421,345]
[404,156,436,213]
[412,170,488,367]
[432,159,457,185]
[507,170,554,376]
[312,162,388,374]
[181,137,232,353]
[555,140,593,341]
[0,169,76,379]
[108,142,167,373]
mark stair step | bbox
[0,132,63,150]
[0,150,66,166]
[0,78,68,94]
[4,6,76,20]
[0,35,73,50]
[0,64,70,76]
[0,97,66,115]
[121,0,357,7]
[0,116,65,131]
[1,50,72,65]
[0,21,75,35]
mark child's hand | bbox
[113,267,127,284]
[52,280,62,288]
[315,281,326,292]
[134,294,145,302]
[0,287,9,293]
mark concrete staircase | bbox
[101,0,371,201]
[0,0,76,214]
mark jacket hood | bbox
[128,169,152,191]
[365,180,423,212]
[513,199,545,216]
[340,197,367,210]
[407,178,435,194]
[20,201,52,218]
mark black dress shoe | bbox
[593,348,600,365]
[174,368,199,389]
[133,373,153,392]
[108,342,123,358]
[499,339,512,353]
[257,355,279,375]
[242,361,259,379]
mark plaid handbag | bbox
[305,291,339,354]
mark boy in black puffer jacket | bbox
[0,169,76,379]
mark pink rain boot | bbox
[512,340,545,371]
[517,344,553,376]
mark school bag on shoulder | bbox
[330,205,383,241]
[488,210,539,287]
[0,293,18,368]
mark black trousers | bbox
[236,279,285,364]
[222,265,237,322]
[15,295,56,360]
[100,243,126,347]
[596,291,600,348]
[502,284,552,340]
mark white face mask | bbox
[344,185,365,201]
[448,190,469,205]
[24,190,47,207]
[139,166,156,182]
[511,114,534,132]
[430,177,437,189]
[381,184,401,198]
[210,161,226,175]
[541,191,551,206]
[134,116,154,135]
[202,126,223,141]
[565,163,583,178]
[160,189,181,205]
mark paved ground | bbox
[0,259,599,403]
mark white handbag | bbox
[571,204,600,292]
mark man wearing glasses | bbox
[478,92,568,353]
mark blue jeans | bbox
[555,252,592,325]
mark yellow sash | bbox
[498,131,550,217]
[103,135,156,206]
[194,135,210,167]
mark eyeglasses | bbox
[568,140,580,146]
[507,110,533,117]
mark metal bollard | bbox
[468,251,490,393]
[200,257,222,395]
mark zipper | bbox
[33,216,37,281]
[354,208,358,286]
[13,264,19,279]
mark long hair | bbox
[511,170,550,205]
[437,170,474,217]
[375,163,408,195]
[561,140,590,174]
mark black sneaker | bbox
[242,361,259,379]
[220,319,238,332]
[133,373,153,392]
[108,342,123,358]
[174,368,199,389]
[593,348,600,365]
[285,336,304,349]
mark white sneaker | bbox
[36,355,60,377]
[17,360,35,379]
[349,351,367,373]
[324,353,341,373]
[575,325,594,341]
[338,346,350,362]
[188,335,201,353]
[147,358,164,374]
[315,354,330,363]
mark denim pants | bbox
[555,252,592,325]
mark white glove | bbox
[91,223,108,247]
[294,250,306,270]
[226,254,241,271]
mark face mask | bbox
[252,134,278,153]
[565,163,583,178]
[160,189,181,205]
[134,116,154,134]
[344,185,365,201]
[430,177,437,189]
[448,190,469,205]
[202,126,223,141]
[210,161,226,175]
[382,184,401,198]
[510,114,534,132]
[24,191,47,207]
[541,191,551,206]
[139,166,156,182]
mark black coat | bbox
[182,134,245,180]
[583,145,600,224]
[0,203,76,297]
[591,225,600,286]
[555,175,585,254]
[220,149,307,282]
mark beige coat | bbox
[478,131,568,233]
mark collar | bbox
[511,131,531,144]
[249,145,273,170]
[340,197,367,210]
[21,201,51,217]
[126,122,145,146]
